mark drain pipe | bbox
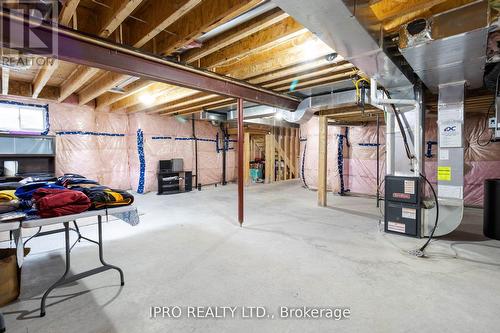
[370,78,421,177]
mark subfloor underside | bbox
[1,180,500,332]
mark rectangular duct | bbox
[399,0,489,93]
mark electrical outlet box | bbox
[489,117,497,129]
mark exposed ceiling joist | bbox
[160,96,234,115]
[145,92,215,114]
[76,0,260,106]
[32,59,59,98]
[96,79,154,110]
[110,83,180,111]
[59,66,100,102]
[247,57,342,84]
[154,0,262,55]
[97,0,145,38]
[259,62,353,88]
[181,7,288,64]
[128,0,202,48]
[61,0,144,103]
[126,87,202,113]
[199,16,307,69]
[59,0,80,26]
[79,72,132,105]
[213,32,332,78]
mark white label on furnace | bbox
[439,149,449,161]
[402,207,416,220]
[404,180,415,195]
[388,222,406,233]
[438,185,463,199]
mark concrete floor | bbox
[1,180,500,332]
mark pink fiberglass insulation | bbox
[299,116,343,193]
[3,96,234,193]
[49,101,130,189]
[128,113,235,193]
[300,114,500,208]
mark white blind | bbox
[0,103,46,132]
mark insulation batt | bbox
[1,96,237,194]
[300,115,500,207]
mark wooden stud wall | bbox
[260,126,300,185]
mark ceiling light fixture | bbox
[139,93,155,106]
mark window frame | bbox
[0,100,49,134]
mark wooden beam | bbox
[265,133,274,183]
[59,66,100,102]
[160,97,234,115]
[78,72,132,105]
[199,17,307,69]
[1,67,9,95]
[126,88,202,113]
[259,62,352,87]
[128,0,202,48]
[59,0,80,26]
[318,115,328,207]
[181,8,288,64]
[154,0,261,55]
[248,56,339,84]
[76,0,200,104]
[144,92,213,114]
[63,0,143,103]
[275,70,356,92]
[97,0,145,38]
[96,79,154,110]
[110,83,177,111]
[32,59,59,98]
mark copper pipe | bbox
[237,98,244,226]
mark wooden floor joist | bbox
[182,7,289,64]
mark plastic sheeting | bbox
[49,102,130,190]
[128,113,235,193]
[300,114,500,207]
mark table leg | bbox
[39,217,125,317]
[40,222,71,317]
[97,216,124,286]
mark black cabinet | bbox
[157,171,192,195]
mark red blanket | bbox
[33,188,91,218]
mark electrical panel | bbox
[384,176,421,237]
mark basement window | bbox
[0,101,48,134]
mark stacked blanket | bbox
[0,174,134,219]
[0,190,19,213]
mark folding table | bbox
[13,205,138,317]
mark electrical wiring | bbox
[476,101,495,147]
[411,172,439,257]
[354,77,369,100]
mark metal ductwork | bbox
[399,0,489,93]
[272,0,413,96]
[225,89,384,125]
